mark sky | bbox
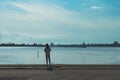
[0,0,120,44]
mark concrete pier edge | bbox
[0,64,120,69]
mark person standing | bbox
[44,43,51,68]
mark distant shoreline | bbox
[0,45,120,47]
[0,41,120,47]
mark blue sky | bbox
[0,0,120,44]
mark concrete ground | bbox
[0,64,120,80]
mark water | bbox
[0,47,120,64]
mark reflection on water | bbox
[0,47,120,64]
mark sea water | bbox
[0,47,120,64]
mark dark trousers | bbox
[46,54,51,68]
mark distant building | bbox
[83,42,85,45]
[51,43,54,47]
[114,41,118,45]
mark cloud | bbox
[0,1,120,43]
[91,6,103,10]
[10,2,96,26]
[10,2,73,21]
[0,2,77,43]
[8,2,97,32]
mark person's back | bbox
[44,43,51,69]
[44,47,51,55]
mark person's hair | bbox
[45,43,50,49]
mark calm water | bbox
[0,47,120,64]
